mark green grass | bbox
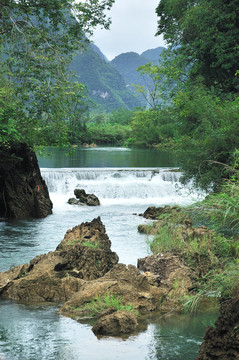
[146,198,239,313]
[72,291,136,318]
[183,260,239,314]
[188,177,239,234]
[82,241,100,249]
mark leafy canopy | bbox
[156,0,239,93]
[0,0,115,148]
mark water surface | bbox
[0,147,214,360]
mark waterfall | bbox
[41,167,204,205]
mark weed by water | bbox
[189,176,239,234]
[73,291,136,318]
[183,260,239,314]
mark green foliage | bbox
[74,291,136,318]
[156,0,239,93]
[0,74,23,146]
[129,109,160,147]
[175,84,239,189]
[190,171,239,233]
[82,241,99,249]
[0,0,115,148]
[183,261,239,314]
[109,108,136,125]
[81,122,131,146]
[128,107,177,147]
[147,189,239,313]
[149,209,236,270]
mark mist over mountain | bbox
[110,47,165,87]
[141,47,165,63]
[70,44,166,111]
[70,44,140,112]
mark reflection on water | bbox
[0,301,217,360]
[37,147,179,168]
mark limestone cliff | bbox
[0,143,52,219]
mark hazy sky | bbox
[91,0,166,60]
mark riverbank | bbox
[137,182,239,359]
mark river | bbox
[0,147,217,360]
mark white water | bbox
[41,167,203,206]
[38,167,205,266]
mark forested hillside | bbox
[70,44,140,111]
[110,47,165,106]
[111,47,165,86]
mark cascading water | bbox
[36,167,205,267]
[41,167,203,206]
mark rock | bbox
[59,263,166,319]
[138,254,194,300]
[0,263,30,295]
[139,205,181,220]
[1,251,84,302]
[0,217,118,302]
[92,310,138,336]
[67,198,80,205]
[57,217,112,252]
[0,143,52,219]
[196,286,239,359]
[71,189,100,206]
[138,222,163,235]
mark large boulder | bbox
[1,252,83,302]
[92,310,138,336]
[56,217,112,252]
[68,189,100,206]
[0,217,118,302]
[0,143,52,219]
[196,287,239,360]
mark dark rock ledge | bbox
[0,143,52,219]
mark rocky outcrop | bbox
[138,254,194,302]
[139,205,181,220]
[60,263,166,319]
[1,253,83,302]
[0,213,200,337]
[0,143,52,219]
[92,310,138,336]
[68,189,100,206]
[196,287,239,360]
[56,217,112,252]
[0,217,118,302]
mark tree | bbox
[0,0,115,147]
[156,0,239,93]
[133,63,163,109]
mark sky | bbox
[91,0,166,60]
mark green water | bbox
[38,146,179,168]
